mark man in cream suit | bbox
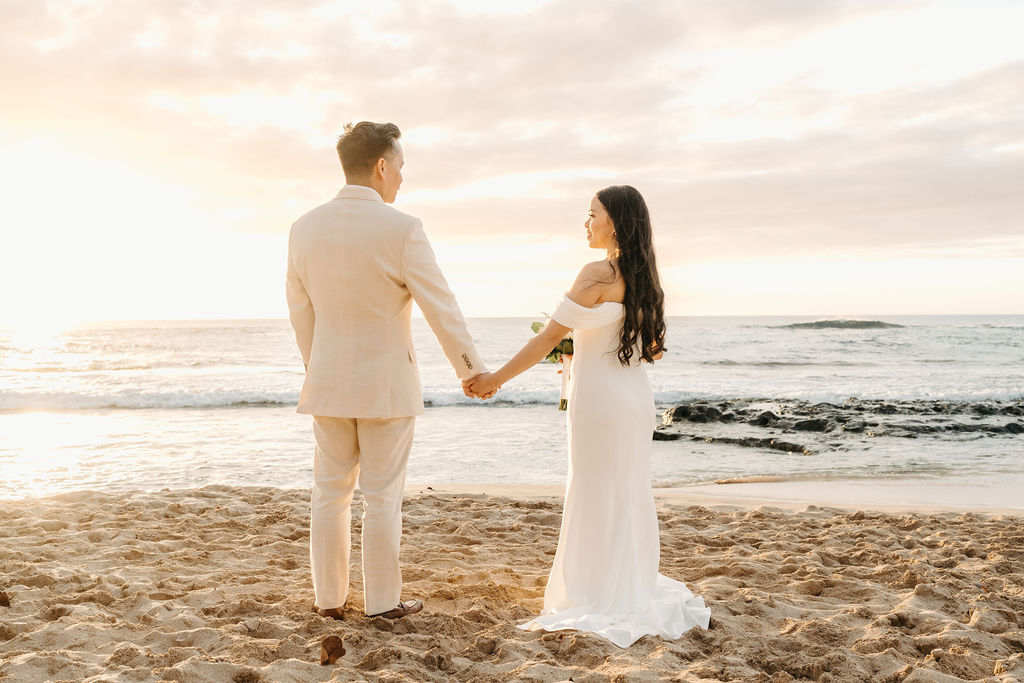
[286,121,488,620]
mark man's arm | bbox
[286,251,314,370]
[401,220,485,380]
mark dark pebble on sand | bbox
[0,591,9,607]
[1005,423,1024,434]
[320,635,345,665]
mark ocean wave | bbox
[5,364,163,374]
[425,388,561,407]
[2,386,1022,412]
[778,320,904,330]
[2,361,298,373]
[699,360,869,367]
[0,388,565,412]
[0,390,300,412]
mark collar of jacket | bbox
[336,185,384,202]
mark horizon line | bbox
[7,312,1021,327]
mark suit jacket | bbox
[286,184,485,418]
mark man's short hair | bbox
[336,121,401,178]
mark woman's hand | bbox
[466,372,501,399]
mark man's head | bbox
[336,121,404,203]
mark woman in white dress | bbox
[467,186,710,648]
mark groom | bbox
[286,121,489,620]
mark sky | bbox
[1,0,1022,326]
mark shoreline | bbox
[411,478,1024,516]
[5,476,1022,515]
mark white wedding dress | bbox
[517,295,711,648]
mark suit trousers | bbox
[310,415,415,615]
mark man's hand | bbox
[462,376,480,398]
[464,372,500,399]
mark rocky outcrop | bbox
[656,398,1024,452]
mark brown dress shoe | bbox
[369,599,424,619]
[314,605,345,620]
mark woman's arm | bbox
[467,261,611,396]
[467,318,570,396]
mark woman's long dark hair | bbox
[596,185,666,366]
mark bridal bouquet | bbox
[531,321,573,410]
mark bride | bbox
[467,185,710,648]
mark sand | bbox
[2,485,1023,682]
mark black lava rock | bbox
[750,411,780,427]
[690,404,722,422]
[665,403,723,423]
[666,405,691,421]
[768,439,810,454]
[652,430,682,441]
[792,418,834,432]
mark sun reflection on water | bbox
[1,318,83,391]
[0,412,109,498]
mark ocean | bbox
[1,315,1022,500]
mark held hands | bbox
[463,372,501,400]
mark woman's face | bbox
[585,196,616,251]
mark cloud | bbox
[2,0,1022,267]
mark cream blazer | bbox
[286,185,485,418]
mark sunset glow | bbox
[1,0,1021,322]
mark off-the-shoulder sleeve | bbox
[551,294,624,330]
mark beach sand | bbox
[2,485,1023,682]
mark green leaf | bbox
[530,321,544,334]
